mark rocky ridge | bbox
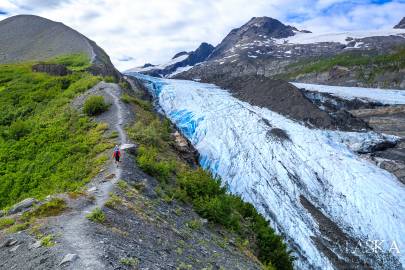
[177,16,405,89]
[126,42,214,78]
[0,15,120,78]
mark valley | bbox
[0,10,404,270]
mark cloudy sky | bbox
[0,0,404,70]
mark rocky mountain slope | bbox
[0,15,120,78]
[126,42,214,78]
[394,17,405,29]
[177,16,405,89]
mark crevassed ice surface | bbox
[130,73,405,269]
[291,82,405,105]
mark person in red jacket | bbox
[112,145,121,166]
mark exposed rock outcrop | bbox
[32,63,72,76]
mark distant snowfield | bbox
[125,54,188,73]
[292,82,405,104]
[129,73,405,269]
[276,29,405,45]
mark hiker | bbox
[113,145,121,166]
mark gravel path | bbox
[56,82,135,269]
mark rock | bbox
[59,253,79,266]
[87,187,97,193]
[120,143,137,154]
[29,240,42,249]
[328,65,350,80]
[8,198,37,214]
[172,131,189,152]
[1,239,17,248]
[10,244,20,252]
[0,210,4,217]
[105,173,116,180]
[32,63,72,76]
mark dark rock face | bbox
[394,17,405,29]
[0,15,120,79]
[172,51,188,59]
[32,63,72,76]
[142,63,155,68]
[209,17,300,60]
[132,42,214,78]
[178,17,405,89]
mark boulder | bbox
[8,198,37,214]
[59,253,79,266]
[120,143,137,155]
[1,238,17,248]
[32,63,72,76]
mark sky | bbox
[0,0,404,70]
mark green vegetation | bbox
[126,94,293,269]
[282,46,405,83]
[6,222,29,233]
[105,193,123,209]
[52,53,92,72]
[40,234,55,247]
[120,257,139,267]
[186,219,202,230]
[83,95,109,116]
[86,207,105,223]
[21,198,67,221]
[0,217,15,230]
[0,55,109,209]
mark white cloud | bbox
[0,0,404,70]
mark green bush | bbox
[86,207,105,223]
[0,217,15,230]
[83,95,109,116]
[22,198,66,221]
[136,146,175,182]
[8,120,31,140]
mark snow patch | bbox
[292,82,405,105]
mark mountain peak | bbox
[172,51,188,59]
[394,17,405,29]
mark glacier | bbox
[129,73,405,270]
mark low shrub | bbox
[83,95,109,116]
[0,217,15,230]
[136,146,175,183]
[22,198,66,221]
[86,207,105,223]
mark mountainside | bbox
[394,17,405,29]
[177,16,405,89]
[0,15,120,78]
[0,14,292,270]
[126,42,214,78]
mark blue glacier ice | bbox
[128,73,405,270]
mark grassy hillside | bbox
[0,54,111,208]
[124,93,293,270]
[279,46,405,84]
